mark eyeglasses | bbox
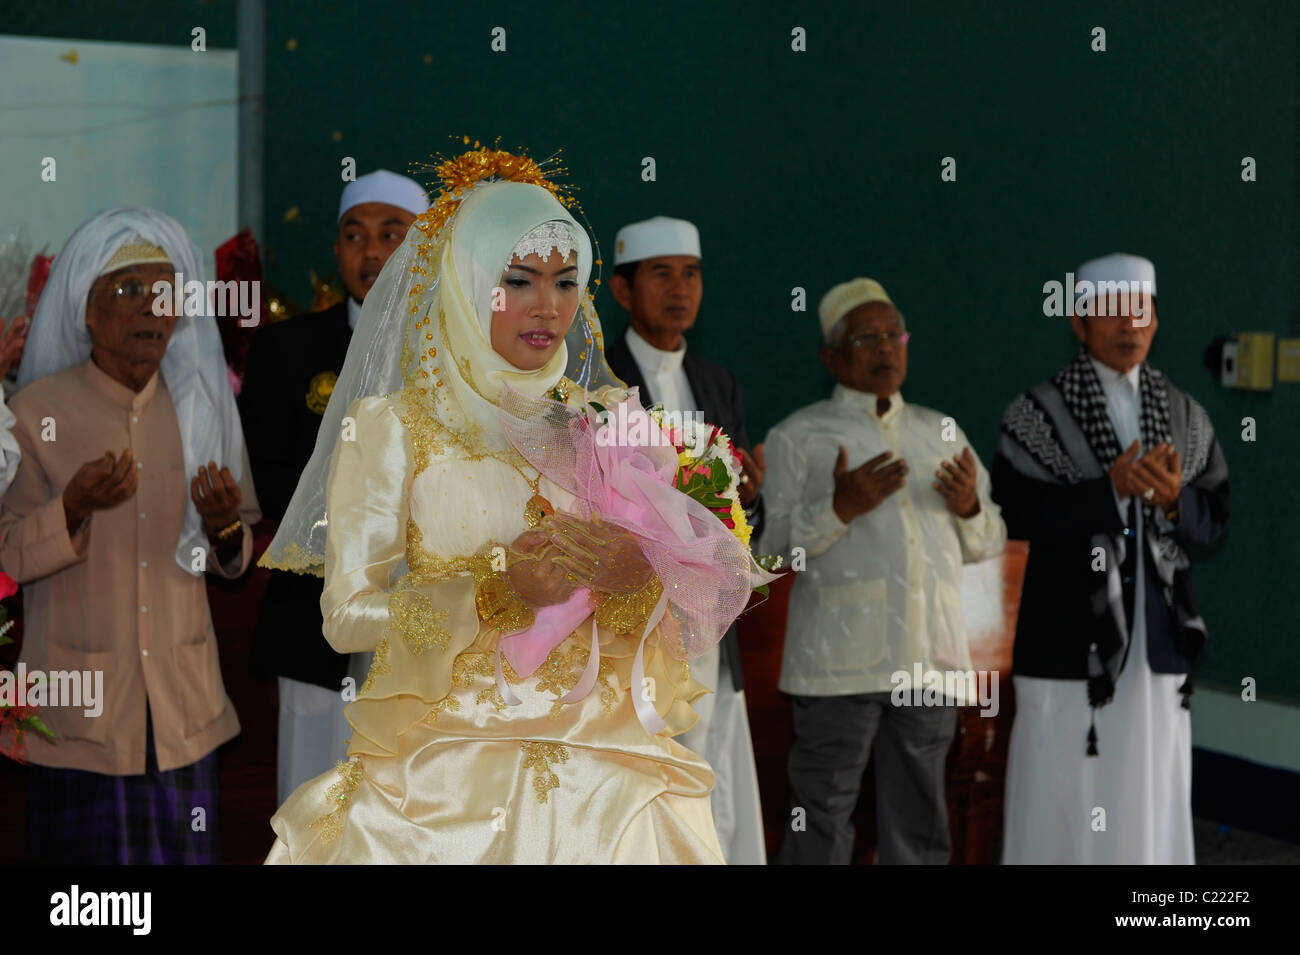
[101,277,154,308]
[844,330,910,351]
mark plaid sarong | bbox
[26,704,220,864]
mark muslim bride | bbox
[260,144,772,864]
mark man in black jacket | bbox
[241,170,427,804]
[604,215,767,863]
[994,253,1230,863]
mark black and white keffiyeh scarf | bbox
[1000,347,1228,754]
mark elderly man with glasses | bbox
[1,207,259,864]
[761,278,1006,865]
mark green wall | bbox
[7,1,1298,703]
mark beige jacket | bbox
[0,360,260,774]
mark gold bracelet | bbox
[210,518,242,542]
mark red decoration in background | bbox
[214,229,264,388]
[25,253,52,319]
[0,571,52,765]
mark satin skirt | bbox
[266,632,725,864]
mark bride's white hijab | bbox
[266,180,601,574]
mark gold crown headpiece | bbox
[405,137,603,315]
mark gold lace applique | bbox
[534,642,592,699]
[448,639,618,719]
[308,758,365,844]
[405,521,494,582]
[452,650,521,713]
[531,641,621,719]
[256,539,325,577]
[394,386,445,476]
[521,741,569,803]
[421,695,462,725]
[389,588,451,656]
[452,651,495,687]
[475,572,535,634]
[597,658,618,715]
[360,637,391,694]
[595,577,664,636]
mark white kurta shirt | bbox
[625,326,696,412]
[762,385,1006,699]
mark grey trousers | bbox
[777,691,956,865]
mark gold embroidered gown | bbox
[265,390,724,864]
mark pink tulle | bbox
[498,385,773,660]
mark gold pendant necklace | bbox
[511,458,554,527]
[518,378,573,525]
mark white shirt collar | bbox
[1088,354,1140,394]
[832,384,904,422]
[347,297,362,330]
[625,325,687,376]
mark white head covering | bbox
[338,169,430,222]
[17,206,247,577]
[1075,252,1157,311]
[817,277,895,341]
[613,216,700,265]
[265,178,612,574]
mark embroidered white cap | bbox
[817,278,894,340]
[613,216,701,265]
[338,169,429,223]
[97,238,172,276]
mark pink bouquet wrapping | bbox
[494,385,776,733]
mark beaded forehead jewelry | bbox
[509,220,581,269]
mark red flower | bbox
[0,572,16,601]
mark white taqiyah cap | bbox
[338,169,429,222]
[817,277,894,340]
[613,216,701,265]
[1075,252,1157,306]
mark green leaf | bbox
[754,584,770,597]
[24,715,56,741]
[681,471,711,494]
[587,401,606,415]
